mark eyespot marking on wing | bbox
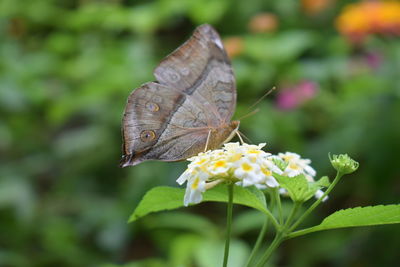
[140,130,156,142]
[145,102,160,112]
[180,67,190,76]
[160,67,181,83]
[152,95,163,103]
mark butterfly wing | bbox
[121,82,212,167]
[154,24,236,123]
[121,24,237,167]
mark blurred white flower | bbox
[315,189,328,202]
[278,152,316,178]
[277,152,326,200]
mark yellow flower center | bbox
[262,168,272,176]
[214,160,227,168]
[191,177,200,190]
[195,158,207,165]
[289,163,300,170]
[249,157,257,163]
[242,162,253,172]
[282,155,294,162]
[230,153,242,162]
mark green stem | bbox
[223,183,234,267]
[255,232,285,267]
[286,226,320,239]
[273,188,283,224]
[288,172,344,232]
[245,190,277,266]
[269,189,276,212]
[284,201,302,229]
[245,218,269,267]
[262,209,280,231]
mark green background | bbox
[1,0,399,266]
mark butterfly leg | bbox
[204,129,212,152]
[236,130,245,144]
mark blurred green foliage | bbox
[1,0,399,266]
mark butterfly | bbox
[120,24,239,167]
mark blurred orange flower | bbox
[336,0,400,41]
[302,0,334,15]
[248,13,278,33]
[223,37,244,58]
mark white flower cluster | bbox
[177,143,322,206]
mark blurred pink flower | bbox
[365,51,382,70]
[348,51,383,75]
[276,81,318,110]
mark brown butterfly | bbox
[120,24,239,167]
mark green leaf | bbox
[144,211,219,237]
[315,176,330,187]
[232,210,264,236]
[244,31,315,63]
[128,186,184,222]
[195,239,249,267]
[288,205,400,238]
[274,173,329,203]
[129,184,267,222]
[308,176,330,198]
[170,234,203,267]
[203,184,267,212]
[100,258,165,267]
[188,0,229,24]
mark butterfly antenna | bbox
[237,86,276,122]
[238,108,260,121]
[246,86,276,111]
[238,130,252,144]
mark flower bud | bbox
[329,154,359,174]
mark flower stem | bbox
[255,232,285,267]
[273,188,283,224]
[245,190,279,266]
[263,209,280,231]
[288,172,344,232]
[223,183,234,267]
[284,201,302,228]
[245,217,269,267]
[286,226,320,239]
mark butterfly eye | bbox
[140,130,156,142]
